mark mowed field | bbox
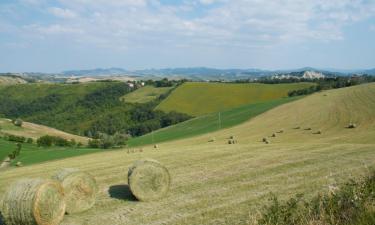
[128,96,302,147]
[0,118,89,144]
[156,82,314,116]
[121,86,173,103]
[0,83,374,225]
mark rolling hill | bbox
[121,86,173,103]
[0,83,374,225]
[0,118,88,144]
[128,96,301,146]
[156,82,314,116]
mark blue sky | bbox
[0,0,374,72]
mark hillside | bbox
[121,86,173,103]
[0,83,374,225]
[156,82,314,116]
[0,75,27,85]
[0,82,189,138]
[128,96,301,146]
[0,118,88,144]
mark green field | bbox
[121,86,173,103]
[128,96,301,146]
[156,82,314,116]
[0,138,102,166]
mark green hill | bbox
[0,84,373,225]
[156,82,315,116]
[121,85,173,103]
[128,96,301,146]
[0,82,189,138]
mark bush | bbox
[257,170,375,225]
[88,132,129,149]
[36,135,75,147]
[6,134,26,143]
[13,118,23,127]
[26,138,33,144]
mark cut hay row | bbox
[52,169,98,214]
[1,179,65,225]
[128,159,171,201]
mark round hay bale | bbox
[305,127,312,131]
[1,178,65,225]
[348,123,357,129]
[15,161,23,167]
[154,145,158,149]
[128,159,170,201]
[52,168,98,214]
[208,137,216,142]
[265,140,270,144]
[262,137,268,142]
[228,140,233,144]
[271,133,276,137]
[294,126,301,129]
[229,135,234,139]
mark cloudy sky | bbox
[1,0,375,72]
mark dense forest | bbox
[0,81,191,139]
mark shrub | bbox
[13,118,23,127]
[6,134,26,143]
[26,138,33,144]
[257,170,375,225]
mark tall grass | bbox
[257,170,375,225]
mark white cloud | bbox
[48,7,77,19]
[14,0,375,50]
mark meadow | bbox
[156,82,314,116]
[1,83,373,225]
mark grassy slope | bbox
[128,96,301,146]
[0,138,101,166]
[121,86,173,103]
[0,83,374,225]
[0,118,88,144]
[156,82,314,116]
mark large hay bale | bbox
[271,133,276,137]
[52,168,98,214]
[347,123,357,129]
[1,178,65,225]
[262,137,268,142]
[128,159,170,201]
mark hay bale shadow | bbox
[0,211,5,225]
[108,185,137,201]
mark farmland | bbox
[0,83,373,225]
[121,85,173,103]
[156,82,315,116]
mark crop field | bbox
[128,96,301,147]
[0,118,88,144]
[121,86,173,103]
[1,83,374,225]
[156,82,314,116]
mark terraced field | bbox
[156,82,314,116]
[0,83,374,225]
[121,86,173,103]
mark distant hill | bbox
[156,82,314,116]
[62,68,129,76]
[0,74,28,85]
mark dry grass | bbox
[0,83,374,225]
[0,119,88,144]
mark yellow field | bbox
[156,82,315,116]
[0,83,374,225]
[0,118,88,144]
[121,86,173,103]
